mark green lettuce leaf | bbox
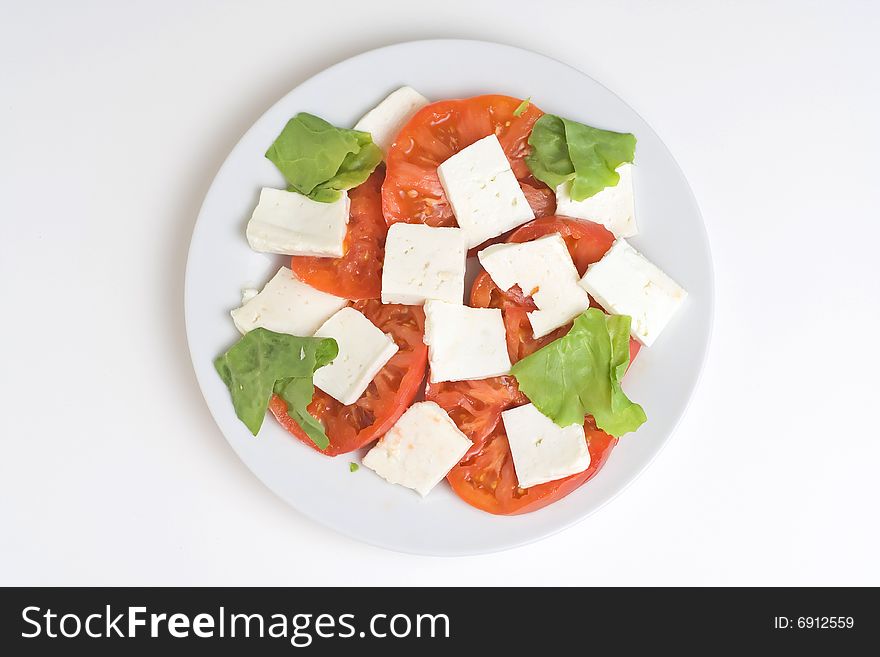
[309,130,382,202]
[525,114,636,201]
[214,328,338,447]
[273,375,332,450]
[265,113,381,202]
[524,114,572,189]
[510,309,646,437]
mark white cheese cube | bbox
[313,307,399,405]
[380,223,466,305]
[423,300,511,384]
[478,233,591,338]
[353,86,430,155]
[437,135,535,249]
[579,239,687,347]
[555,163,637,238]
[230,267,347,336]
[362,401,472,496]
[501,403,590,489]
[246,187,349,257]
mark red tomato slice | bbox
[290,168,386,300]
[446,418,618,515]
[382,95,554,228]
[431,216,641,514]
[425,376,527,447]
[520,178,557,218]
[269,300,426,456]
[507,216,617,276]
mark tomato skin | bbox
[629,337,641,363]
[269,300,426,456]
[435,216,640,515]
[382,95,550,228]
[290,168,386,300]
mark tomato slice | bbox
[382,95,554,228]
[446,418,618,515]
[425,376,527,447]
[431,216,641,514]
[507,216,616,276]
[520,178,556,218]
[289,168,386,300]
[269,300,427,456]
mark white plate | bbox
[185,39,713,556]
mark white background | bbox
[1,0,878,586]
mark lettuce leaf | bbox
[525,114,571,189]
[214,328,338,447]
[525,114,636,201]
[510,309,646,437]
[309,130,383,203]
[265,113,382,203]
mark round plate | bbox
[185,39,713,556]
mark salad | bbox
[214,87,687,515]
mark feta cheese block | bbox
[501,403,591,489]
[437,134,535,249]
[555,163,637,238]
[246,187,349,257]
[230,266,347,336]
[353,86,430,155]
[362,401,472,496]
[313,307,399,405]
[478,233,591,338]
[380,223,467,305]
[423,300,511,384]
[579,238,687,347]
